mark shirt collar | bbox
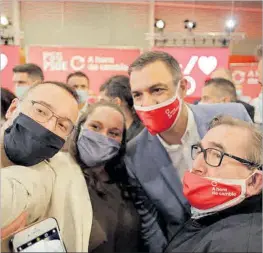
[158,106,196,149]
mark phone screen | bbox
[15,227,65,252]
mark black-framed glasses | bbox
[191,144,262,170]
[29,100,75,136]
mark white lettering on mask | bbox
[165,108,178,119]
[212,186,237,197]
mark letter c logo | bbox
[211,181,217,187]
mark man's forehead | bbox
[13,72,29,79]
[203,125,250,151]
[130,62,174,85]
[68,75,88,83]
[24,83,77,110]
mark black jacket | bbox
[165,193,262,253]
[126,118,144,143]
[236,100,255,122]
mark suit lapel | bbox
[146,133,189,212]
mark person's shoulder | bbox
[48,152,83,176]
[126,128,148,155]
[208,212,262,251]
[193,102,245,112]
[191,102,248,120]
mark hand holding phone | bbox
[12,218,66,252]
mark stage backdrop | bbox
[153,47,229,103]
[0,45,20,92]
[28,46,141,93]
[230,62,260,101]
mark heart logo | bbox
[198,56,217,75]
[0,53,8,71]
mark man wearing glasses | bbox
[165,115,262,252]
[126,51,252,252]
[1,82,92,252]
[1,81,78,167]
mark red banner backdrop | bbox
[28,46,141,93]
[153,47,229,103]
[230,63,260,100]
[0,45,20,92]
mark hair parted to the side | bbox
[20,81,79,102]
[205,78,237,102]
[66,71,90,83]
[128,51,182,85]
[13,63,44,81]
[208,115,263,169]
[69,101,133,199]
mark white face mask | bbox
[189,172,256,219]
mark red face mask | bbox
[183,171,247,212]
[134,95,182,135]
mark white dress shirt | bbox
[158,106,200,180]
[250,92,263,125]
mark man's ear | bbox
[246,170,263,197]
[177,78,188,99]
[5,98,19,120]
[112,97,122,106]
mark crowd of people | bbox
[1,45,262,253]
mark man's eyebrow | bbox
[36,100,71,121]
[36,100,55,110]
[209,141,226,152]
[132,82,168,93]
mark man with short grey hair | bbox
[165,115,262,252]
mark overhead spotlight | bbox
[219,38,230,47]
[0,15,9,26]
[212,38,216,45]
[155,19,166,30]
[184,19,197,31]
[225,18,237,33]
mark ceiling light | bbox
[0,15,9,26]
[184,19,197,31]
[225,18,237,33]
[155,19,165,30]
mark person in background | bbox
[210,68,233,82]
[69,101,140,253]
[13,63,44,98]
[99,75,144,142]
[165,115,262,252]
[1,88,16,127]
[1,81,92,252]
[201,78,255,121]
[125,51,252,253]
[251,44,263,127]
[67,71,90,110]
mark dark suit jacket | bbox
[125,103,252,253]
[236,100,255,122]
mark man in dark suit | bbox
[125,51,252,252]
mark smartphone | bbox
[12,217,66,252]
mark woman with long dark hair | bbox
[69,101,140,253]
